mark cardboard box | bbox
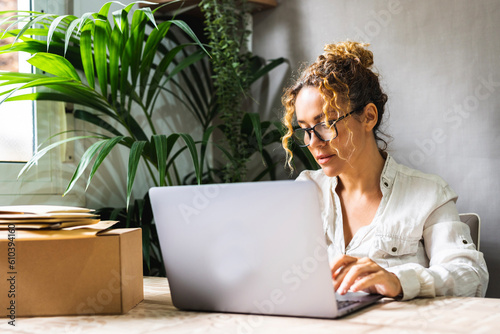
[0,226,143,318]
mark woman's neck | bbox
[337,148,386,196]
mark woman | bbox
[281,41,488,300]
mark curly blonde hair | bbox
[281,41,388,170]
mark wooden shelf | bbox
[140,0,277,16]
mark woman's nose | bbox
[308,131,324,147]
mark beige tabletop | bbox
[2,276,499,333]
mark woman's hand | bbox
[331,255,402,298]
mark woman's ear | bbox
[362,103,379,132]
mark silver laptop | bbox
[149,180,382,319]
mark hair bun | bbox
[323,41,374,69]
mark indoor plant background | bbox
[0,0,315,275]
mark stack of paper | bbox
[0,205,100,230]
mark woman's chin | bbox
[319,164,341,178]
[314,155,343,177]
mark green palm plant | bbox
[0,1,214,276]
[0,1,314,275]
[0,1,207,207]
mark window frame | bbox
[0,0,85,206]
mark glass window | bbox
[0,0,85,206]
[0,0,35,162]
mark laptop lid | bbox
[149,180,339,318]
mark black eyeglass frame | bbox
[293,109,360,147]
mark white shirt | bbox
[296,155,489,300]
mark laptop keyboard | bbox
[337,299,361,310]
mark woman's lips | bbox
[316,154,335,164]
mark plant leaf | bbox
[77,12,95,33]
[97,1,114,17]
[0,14,26,33]
[109,25,123,105]
[74,109,123,137]
[248,57,286,86]
[139,20,172,98]
[94,16,109,98]
[252,149,278,181]
[47,15,72,52]
[149,48,206,112]
[0,77,74,104]
[123,113,148,141]
[138,6,157,29]
[171,20,208,55]
[63,17,81,56]
[164,47,206,83]
[247,113,264,155]
[173,52,212,123]
[200,125,215,177]
[3,79,114,116]
[79,22,95,89]
[178,133,201,185]
[4,91,90,106]
[64,140,108,195]
[127,140,147,208]
[18,135,101,178]
[128,9,147,87]
[12,13,53,45]
[152,135,168,186]
[145,43,185,109]
[213,142,238,165]
[86,136,125,189]
[27,53,81,81]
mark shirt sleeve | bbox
[387,199,489,300]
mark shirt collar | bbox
[380,154,398,191]
[330,153,398,191]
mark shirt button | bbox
[391,247,397,252]
[463,240,468,244]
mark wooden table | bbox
[2,277,500,333]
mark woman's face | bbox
[294,86,367,177]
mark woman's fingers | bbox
[330,255,358,278]
[350,271,384,292]
[350,271,402,297]
[336,258,378,294]
[332,265,352,291]
[330,255,359,291]
[331,256,402,297]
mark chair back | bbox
[459,213,480,251]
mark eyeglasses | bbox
[292,110,358,147]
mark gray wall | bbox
[252,0,500,297]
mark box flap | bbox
[0,221,118,240]
[0,205,93,214]
[97,228,142,236]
